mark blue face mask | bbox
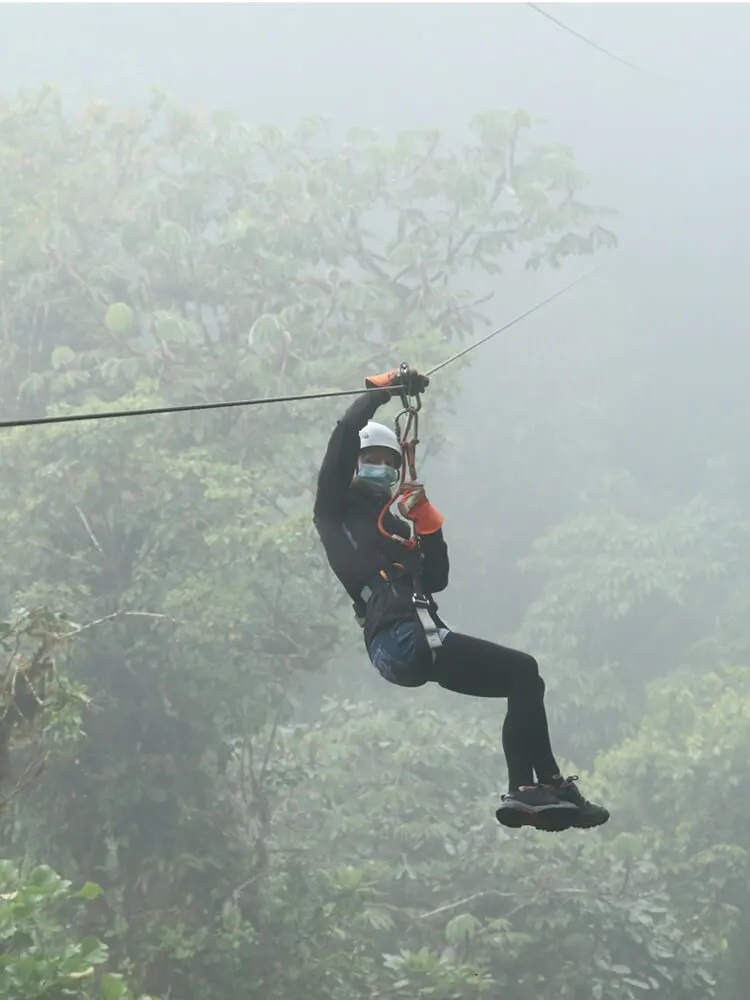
[356,463,400,495]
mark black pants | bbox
[368,623,560,790]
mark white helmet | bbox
[359,421,402,463]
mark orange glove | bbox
[397,483,444,535]
[365,369,430,395]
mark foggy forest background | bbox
[1,4,750,999]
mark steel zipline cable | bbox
[424,266,596,377]
[0,385,379,431]
[0,266,599,432]
[526,2,655,79]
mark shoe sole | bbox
[570,811,610,830]
[495,803,577,833]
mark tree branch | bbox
[418,885,612,920]
[73,503,105,556]
[68,610,186,637]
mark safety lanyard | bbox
[376,363,423,550]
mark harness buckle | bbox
[412,592,445,656]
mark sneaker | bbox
[546,775,610,829]
[495,784,578,833]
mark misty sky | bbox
[4,2,748,348]
[4,3,749,288]
[4,1,748,394]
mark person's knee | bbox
[524,653,540,676]
[516,654,545,697]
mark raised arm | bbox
[313,387,391,519]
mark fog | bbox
[6,0,747,608]
[1,3,749,999]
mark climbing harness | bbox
[352,560,447,661]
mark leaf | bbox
[248,313,281,348]
[72,881,103,901]
[27,864,66,894]
[153,310,197,344]
[50,345,76,370]
[18,371,46,397]
[100,972,129,1000]
[444,912,481,945]
[67,966,95,979]
[78,934,108,964]
[56,368,90,390]
[294,114,330,142]
[360,907,395,932]
[157,220,192,254]
[105,302,134,333]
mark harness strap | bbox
[352,568,394,626]
[353,566,447,660]
[410,554,447,658]
[412,595,445,654]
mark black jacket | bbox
[313,388,450,648]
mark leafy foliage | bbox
[513,460,750,761]
[5,76,749,1000]
[229,697,716,1000]
[0,606,89,809]
[0,860,154,1000]
[0,84,613,998]
[598,666,750,996]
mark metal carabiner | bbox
[394,405,419,486]
[396,361,423,414]
[394,362,423,486]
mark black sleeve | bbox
[313,388,392,519]
[419,527,449,594]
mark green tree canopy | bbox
[0,84,613,998]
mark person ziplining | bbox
[313,365,609,833]
[0,263,607,831]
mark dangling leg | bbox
[503,671,561,788]
[367,623,559,785]
[432,632,561,779]
[516,674,608,829]
[431,632,608,831]
[366,623,608,830]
